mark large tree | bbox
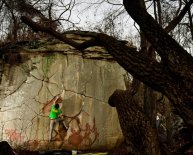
[2,0,193,154]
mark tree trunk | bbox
[109,89,161,155]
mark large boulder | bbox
[0,34,126,151]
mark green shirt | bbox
[49,105,62,119]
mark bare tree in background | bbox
[0,0,78,42]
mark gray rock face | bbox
[0,35,127,151]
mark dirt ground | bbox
[14,150,39,155]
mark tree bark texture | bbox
[109,89,161,155]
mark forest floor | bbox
[14,149,109,155]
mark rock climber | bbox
[49,94,68,142]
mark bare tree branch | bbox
[165,0,193,32]
[123,0,193,80]
[21,16,98,50]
